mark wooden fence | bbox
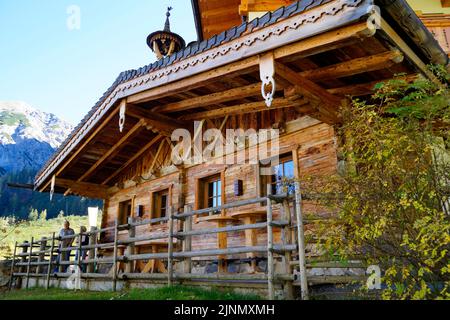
[8,183,365,300]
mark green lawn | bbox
[0,286,261,300]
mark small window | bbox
[197,174,222,212]
[152,189,170,221]
[260,154,295,196]
[118,200,132,225]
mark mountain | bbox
[0,101,72,172]
[0,101,101,219]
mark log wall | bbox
[102,116,338,255]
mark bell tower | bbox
[147,7,186,60]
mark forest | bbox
[0,168,102,219]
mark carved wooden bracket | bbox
[119,100,126,133]
[50,175,56,201]
[259,52,276,107]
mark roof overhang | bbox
[34,0,449,196]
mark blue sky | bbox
[0,0,197,125]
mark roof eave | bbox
[191,0,204,42]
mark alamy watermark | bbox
[171,122,280,175]
[67,5,81,31]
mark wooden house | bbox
[26,0,448,298]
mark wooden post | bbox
[77,228,83,273]
[182,205,193,274]
[25,237,33,289]
[281,200,294,300]
[266,185,275,300]
[87,227,97,273]
[36,237,47,275]
[8,241,18,291]
[46,233,56,290]
[294,181,309,300]
[125,217,136,273]
[112,219,119,292]
[167,206,174,286]
[17,241,28,289]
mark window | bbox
[207,177,222,208]
[198,174,222,211]
[118,200,132,225]
[260,154,295,196]
[152,189,170,220]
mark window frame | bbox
[195,171,225,216]
[259,152,296,197]
[118,199,132,225]
[150,187,171,224]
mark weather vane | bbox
[147,6,185,60]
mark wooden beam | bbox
[180,98,309,120]
[239,0,292,15]
[77,120,146,183]
[299,50,404,82]
[275,62,341,124]
[127,56,260,104]
[55,179,109,199]
[39,105,121,192]
[380,18,439,83]
[327,74,419,97]
[127,106,189,136]
[153,83,263,114]
[102,134,164,185]
[155,50,402,114]
[148,139,167,175]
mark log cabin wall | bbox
[102,115,337,258]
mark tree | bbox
[39,209,47,221]
[28,209,39,221]
[305,67,450,300]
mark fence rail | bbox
[9,183,366,300]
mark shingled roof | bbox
[35,0,448,187]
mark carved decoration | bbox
[119,101,126,133]
[259,52,276,107]
[50,175,56,201]
[35,0,369,187]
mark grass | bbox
[0,215,96,259]
[0,286,261,300]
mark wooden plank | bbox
[25,237,33,289]
[380,18,439,83]
[128,56,260,104]
[45,233,55,290]
[102,134,163,185]
[127,107,188,136]
[182,205,193,274]
[275,62,341,124]
[39,105,121,192]
[327,73,419,96]
[155,51,401,115]
[8,242,18,290]
[154,83,263,114]
[180,98,308,120]
[266,186,275,300]
[299,50,404,82]
[55,178,109,199]
[112,220,119,291]
[167,207,174,286]
[294,181,309,300]
[281,200,294,299]
[77,120,146,183]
